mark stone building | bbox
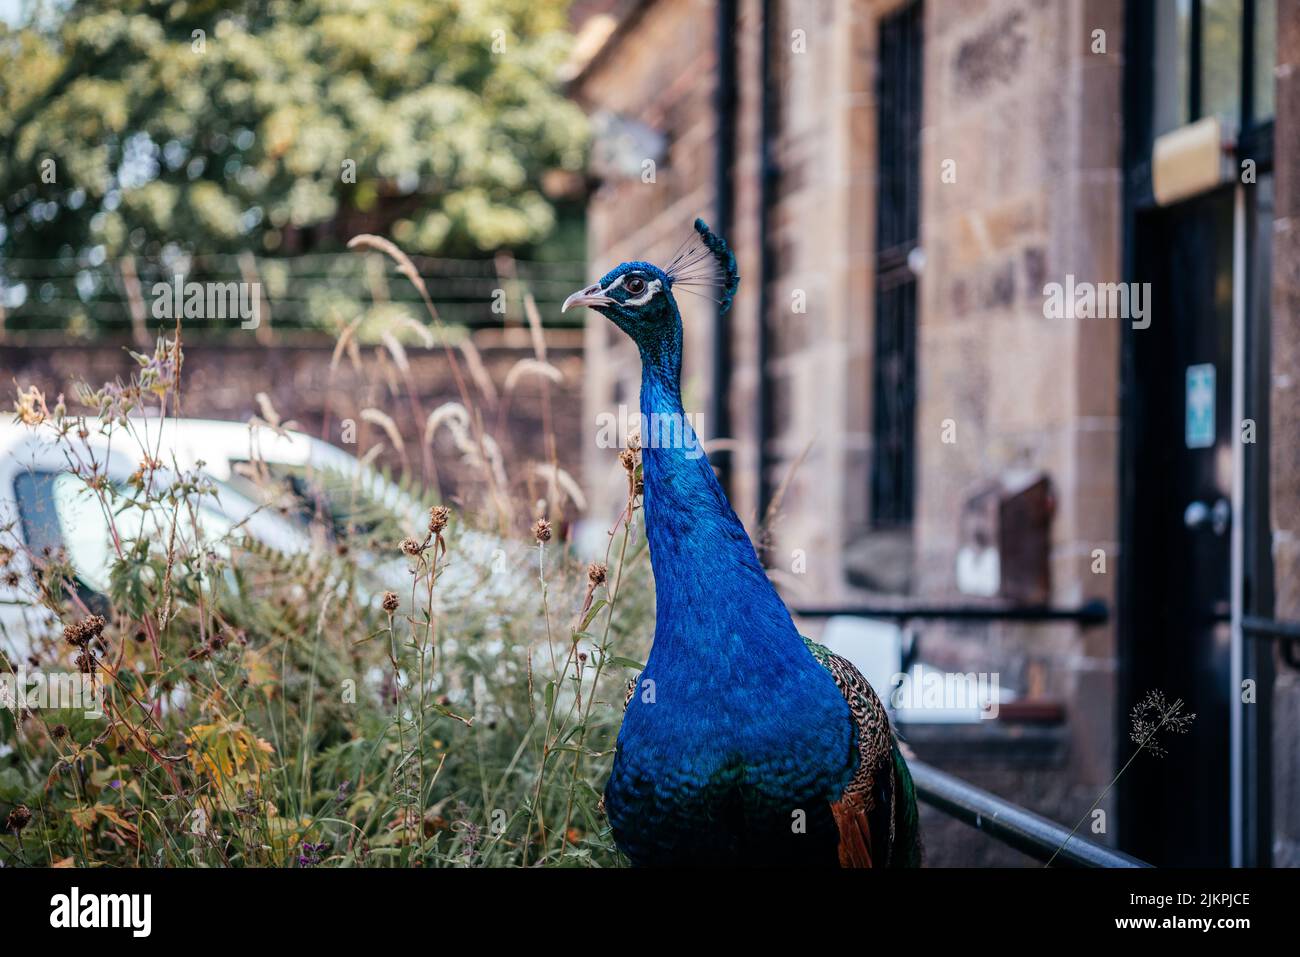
[568,0,1298,866]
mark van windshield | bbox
[221,458,421,544]
[14,470,242,597]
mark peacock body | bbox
[563,221,920,867]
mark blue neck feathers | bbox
[635,320,806,667]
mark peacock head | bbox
[561,219,739,358]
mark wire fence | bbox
[0,251,590,338]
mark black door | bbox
[1121,187,1234,866]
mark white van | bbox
[0,418,418,659]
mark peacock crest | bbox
[664,218,741,315]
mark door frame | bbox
[1119,0,1276,867]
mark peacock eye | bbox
[624,276,646,295]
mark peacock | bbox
[562,219,921,867]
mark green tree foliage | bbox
[0,0,588,263]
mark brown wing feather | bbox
[802,637,899,868]
[831,797,875,867]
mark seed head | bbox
[382,591,400,613]
[428,506,450,534]
[533,519,552,543]
[399,537,424,557]
[50,724,68,740]
[5,805,32,833]
[587,562,607,586]
[63,614,106,648]
[618,448,637,473]
[626,429,641,452]
[1129,689,1196,759]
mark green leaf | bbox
[0,766,25,802]
[580,599,608,630]
[606,656,645,671]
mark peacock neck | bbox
[636,350,803,664]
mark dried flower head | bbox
[5,805,32,833]
[533,519,552,543]
[1129,689,1196,759]
[587,562,608,586]
[399,537,424,557]
[63,614,106,648]
[428,506,450,534]
[626,429,641,453]
[619,448,637,474]
[50,724,68,740]
[75,649,97,675]
[13,385,46,427]
[382,591,400,613]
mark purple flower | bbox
[297,840,330,867]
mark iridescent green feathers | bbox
[891,739,922,867]
[664,217,741,315]
[801,635,922,867]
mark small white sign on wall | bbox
[956,544,1000,597]
[1185,363,1216,449]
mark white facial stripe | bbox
[597,273,662,307]
[621,277,662,307]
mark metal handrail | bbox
[793,598,1110,627]
[1241,615,1300,641]
[1242,615,1300,668]
[909,760,1150,868]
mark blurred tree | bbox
[0,0,589,265]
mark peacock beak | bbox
[562,284,611,313]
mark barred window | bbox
[870,1,922,529]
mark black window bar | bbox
[870,0,922,529]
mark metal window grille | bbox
[870,1,923,528]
